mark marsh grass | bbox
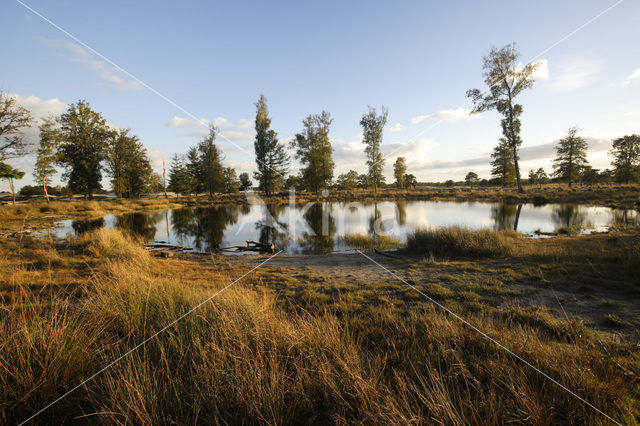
[406,226,516,257]
[1,229,639,424]
[338,233,402,250]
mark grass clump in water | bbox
[406,226,516,257]
[339,233,402,250]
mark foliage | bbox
[18,185,71,197]
[253,94,289,195]
[610,134,640,183]
[404,173,417,189]
[239,172,252,190]
[283,174,303,190]
[553,127,589,186]
[528,168,548,187]
[0,91,33,161]
[291,111,334,194]
[0,162,25,203]
[223,167,241,193]
[34,116,60,200]
[167,154,196,196]
[360,106,388,192]
[105,128,153,198]
[490,137,516,186]
[335,170,359,190]
[467,44,540,192]
[393,157,407,188]
[189,126,225,197]
[465,171,479,187]
[56,100,112,199]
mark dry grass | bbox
[0,229,638,424]
[406,226,517,257]
[338,233,402,250]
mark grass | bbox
[338,233,402,250]
[406,226,517,257]
[1,229,639,423]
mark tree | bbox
[168,154,195,197]
[291,111,334,194]
[149,172,163,193]
[192,126,225,197]
[284,174,303,190]
[34,116,60,202]
[404,173,417,189]
[465,171,479,188]
[529,168,548,188]
[335,170,359,190]
[0,92,32,161]
[360,106,388,193]
[57,100,111,199]
[239,172,252,190]
[552,127,589,187]
[356,173,369,189]
[610,134,640,183]
[490,137,516,187]
[0,162,25,204]
[105,128,153,198]
[393,157,407,188]
[581,166,600,186]
[223,167,241,193]
[253,94,289,195]
[467,44,540,193]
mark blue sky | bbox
[1,0,639,191]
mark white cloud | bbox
[551,60,599,91]
[166,116,192,127]
[625,110,640,118]
[532,59,550,80]
[40,38,142,91]
[11,93,68,120]
[218,130,253,142]
[383,138,438,164]
[623,66,640,85]
[411,107,477,124]
[236,118,253,129]
[387,122,405,132]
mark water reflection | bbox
[115,212,163,242]
[171,207,241,251]
[72,217,105,234]
[552,205,586,230]
[300,202,335,254]
[55,201,639,255]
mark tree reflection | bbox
[552,204,586,230]
[72,217,105,234]
[396,201,407,226]
[255,204,289,249]
[491,203,522,231]
[114,212,163,242]
[611,209,639,226]
[299,202,335,254]
[171,206,241,251]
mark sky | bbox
[1,0,639,192]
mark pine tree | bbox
[553,127,589,187]
[168,154,195,197]
[0,162,25,204]
[190,126,225,197]
[490,138,516,187]
[360,106,388,193]
[253,94,289,195]
[292,111,334,194]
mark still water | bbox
[52,201,638,254]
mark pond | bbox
[51,200,639,254]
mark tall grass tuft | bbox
[406,226,516,257]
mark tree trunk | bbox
[42,177,49,202]
[512,146,523,193]
[514,204,522,231]
[10,177,15,205]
